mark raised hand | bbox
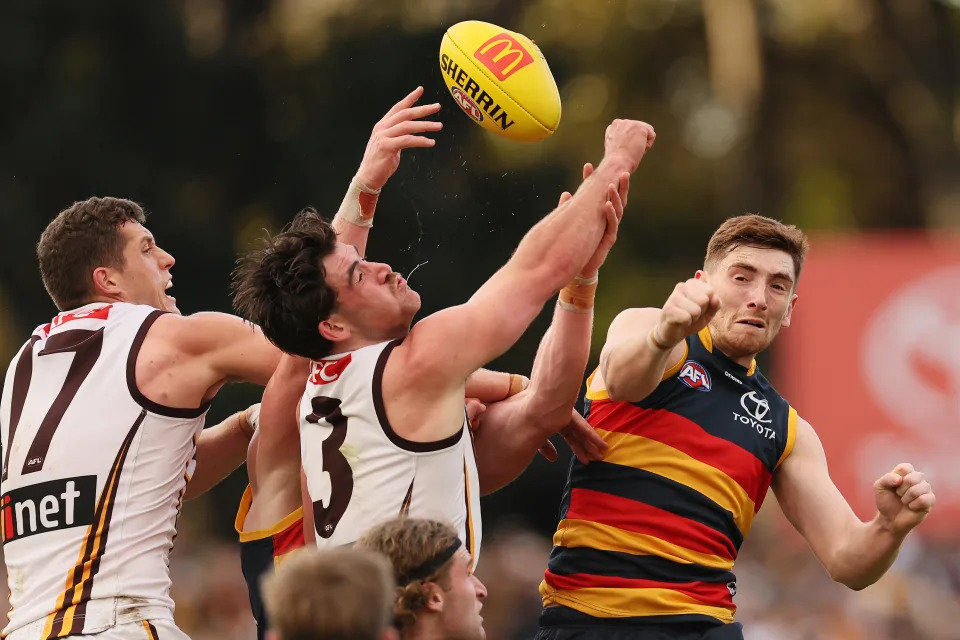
[655,278,721,348]
[603,119,656,173]
[556,163,630,278]
[874,463,936,536]
[355,86,443,191]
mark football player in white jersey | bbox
[0,196,282,639]
[233,87,607,638]
[233,116,656,565]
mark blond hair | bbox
[356,518,461,633]
[262,547,395,640]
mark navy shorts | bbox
[535,607,744,640]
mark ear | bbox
[92,266,123,298]
[319,315,351,343]
[422,582,444,613]
[781,292,799,328]
[265,631,280,640]
[694,269,706,281]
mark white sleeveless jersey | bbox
[0,302,207,639]
[300,340,482,567]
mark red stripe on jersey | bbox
[544,570,734,608]
[272,519,306,556]
[567,488,736,560]
[588,402,771,509]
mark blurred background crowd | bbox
[2,0,958,638]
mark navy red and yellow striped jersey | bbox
[235,486,305,640]
[540,327,797,624]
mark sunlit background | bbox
[2,1,959,638]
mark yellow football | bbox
[439,20,561,142]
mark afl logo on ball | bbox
[450,87,483,122]
[678,360,711,392]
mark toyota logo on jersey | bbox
[309,354,353,385]
[678,360,711,392]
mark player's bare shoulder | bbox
[136,311,278,409]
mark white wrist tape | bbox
[335,178,381,228]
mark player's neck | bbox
[331,334,400,355]
[710,333,759,370]
[404,617,445,640]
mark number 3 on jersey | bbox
[304,396,354,538]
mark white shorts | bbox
[65,620,190,640]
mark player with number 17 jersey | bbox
[0,303,205,639]
[300,339,482,565]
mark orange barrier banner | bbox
[775,234,960,538]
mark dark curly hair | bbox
[38,197,147,311]
[232,209,340,359]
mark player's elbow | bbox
[603,369,646,404]
[829,569,873,591]
[825,555,876,591]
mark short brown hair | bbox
[232,209,340,359]
[262,547,395,640]
[37,197,147,311]
[705,214,810,284]
[356,518,461,633]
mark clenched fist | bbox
[654,278,721,349]
[603,119,656,173]
[874,463,935,536]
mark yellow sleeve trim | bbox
[697,326,713,352]
[775,407,798,470]
[584,368,609,401]
[661,341,689,381]
[236,484,305,542]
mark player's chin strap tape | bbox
[396,539,462,585]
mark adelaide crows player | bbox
[537,215,936,640]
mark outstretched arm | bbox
[473,164,625,494]
[398,120,656,398]
[598,276,720,403]
[472,299,595,495]
[333,86,441,256]
[772,416,935,590]
[186,407,256,500]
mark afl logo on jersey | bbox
[309,354,353,385]
[678,360,711,392]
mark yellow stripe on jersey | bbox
[775,407,798,469]
[584,369,608,401]
[539,584,735,623]
[583,338,689,404]
[556,518,733,570]
[661,341,689,381]
[42,428,133,638]
[235,485,305,542]
[463,459,476,573]
[141,620,159,640]
[596,428,756,535]
[63,437,132,634]
[697,327,713,352]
